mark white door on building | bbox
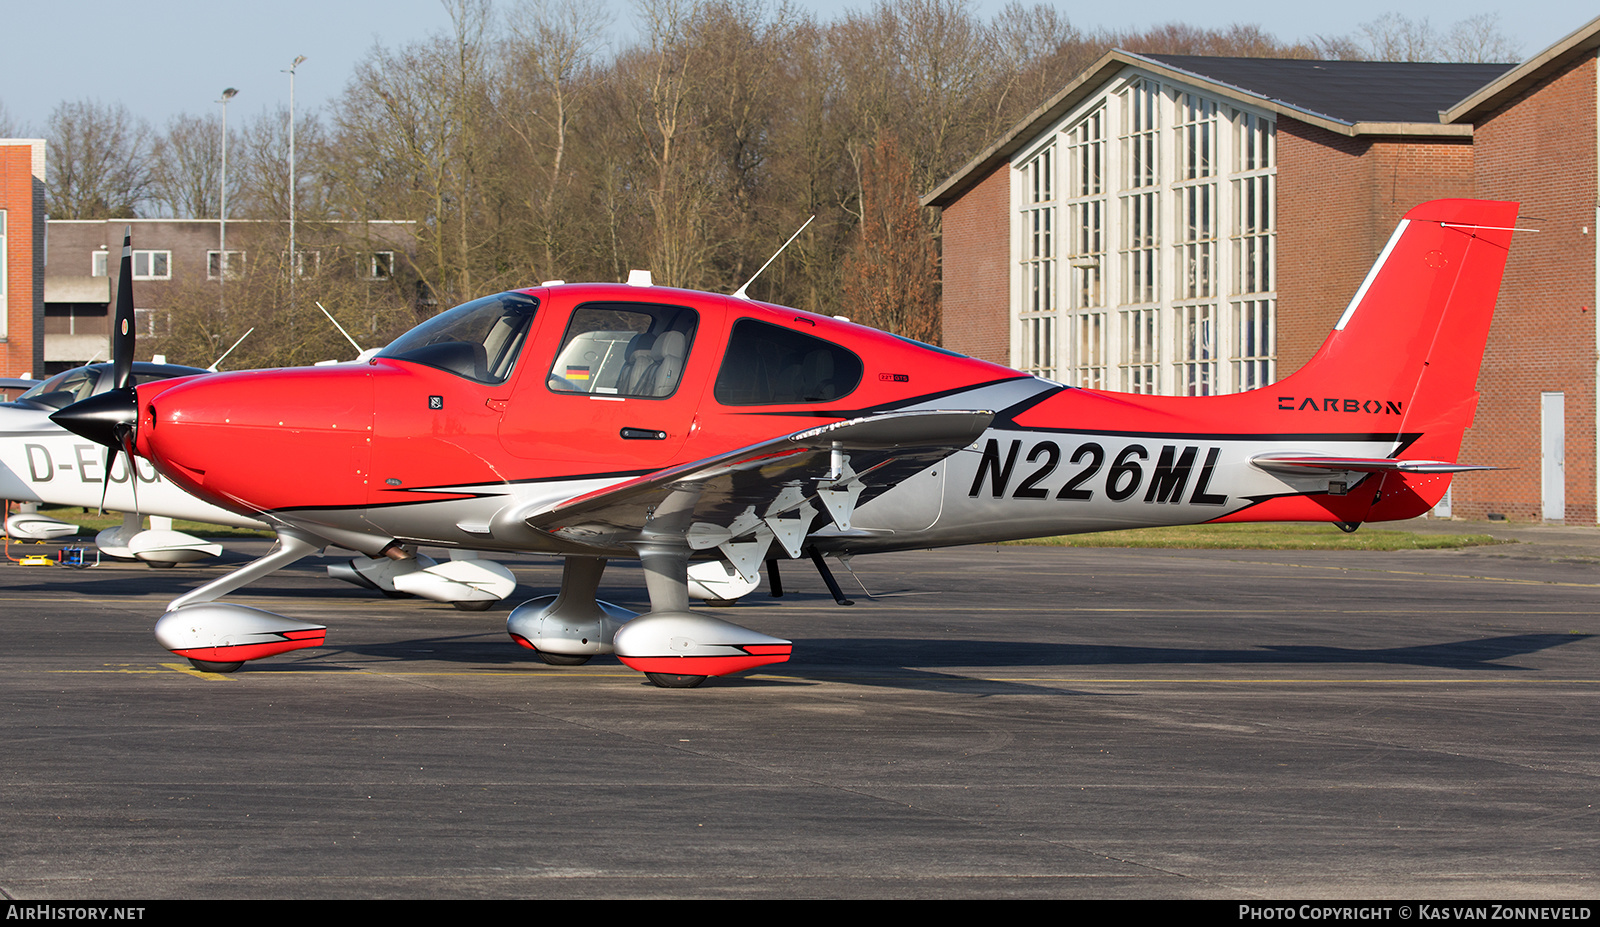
[1542,391,1565,522]
[1432,484,1452,518]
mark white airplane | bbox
[0,362,251,562]
[54,199,1518,684]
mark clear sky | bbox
[1,1,1591,134]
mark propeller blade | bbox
[121,429,140,516]
[91,423,141,517]
[98,444,119,515]
[112,228,136,391]
[55,227,142,487]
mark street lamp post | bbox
[285,56,306,311]
[218,87,238,314]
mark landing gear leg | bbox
[154,528,330,669]
[170,529,323,609]
[505,557,634,664]
[809,549,854,606]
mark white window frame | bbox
[1011,73,1277,397]
[133,306,169,337]
[207,250,245,280]
[1064,108,1107,389]
[1231,297,1275,391]
[1017,145,1058,379]
[368,251,395,280]
[132,250,171,281]
[290,250,321,278]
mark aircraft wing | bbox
[1250,454,1499,475]
[521,409,993,576]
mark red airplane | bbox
[55,198,1518,686]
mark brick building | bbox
[0,140,46,380]
[1441,20,1600,523]
[926,15,1600,523]
[44,218,419,375]
[0,136,420,378]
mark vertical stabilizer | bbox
[1278,199,1519,463]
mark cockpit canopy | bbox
[377,291,539,384]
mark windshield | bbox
[17,368,100,410]
[13,362,210,410]
[377,291,539,384]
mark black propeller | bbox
[52,228,141,512]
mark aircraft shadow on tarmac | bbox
[235,631,1592,695]
[796,633,1593,672]
[16,560,1589,686]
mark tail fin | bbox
[1277,199,1519,464]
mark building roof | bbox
[1143,56,1513,126]
[925,51,1510,209]
[1443,15,1600,123]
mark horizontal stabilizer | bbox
[1251,454,1500,476]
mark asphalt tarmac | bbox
[1,524,1596,899]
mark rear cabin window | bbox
[547,302,699,398]
[713,318,863,405]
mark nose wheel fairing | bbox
[154,603,327,664]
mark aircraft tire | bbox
[451,600,495,612]
[537,652,591,666]
[188,658,243,673]
[146,560,177,569]
[645,672,708,689]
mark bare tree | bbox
[45,100,153,218]
[1304,34,1368,61]
[66,2,1430,349]
[149,226,417,370]
[0,100,25,138]
[327,0,503,306]
[502,0,607,279]
[229,105,329,222]
[623,0,720,289]
[989,3,1085,130]
[1356,12,1520,63]
[149,113,224,219]
[841,134,938,344]
[1441,14,1523,64]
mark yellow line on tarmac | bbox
[160,662,237,680]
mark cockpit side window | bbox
[713,318,863,405]
[547,302,699,399]
[377,291,539,384]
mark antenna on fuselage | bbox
[733,215,814,301]
[317,301,365,357]
[208,327,254,372]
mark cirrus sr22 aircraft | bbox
[54,198,1518,687]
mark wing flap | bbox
[517,410,992,559]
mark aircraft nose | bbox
[50,387,137,449]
